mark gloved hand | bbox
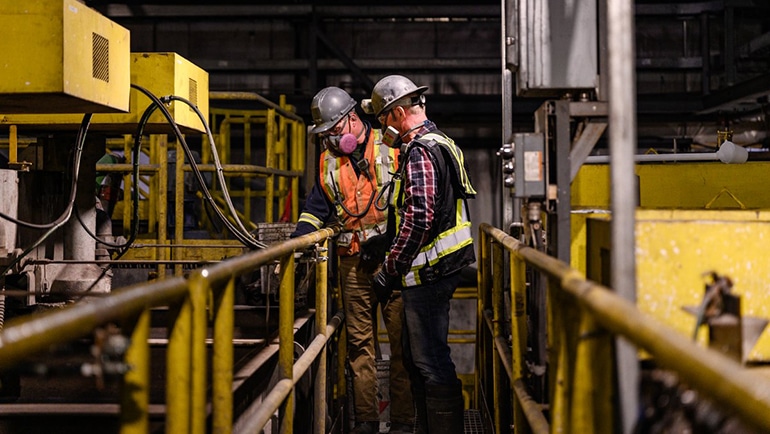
[358,234,391,275]
[373,269,399,305]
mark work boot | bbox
[350,420,379,434]
[412,386,428,434]
[389,421,414,434]
[425,381,464,434]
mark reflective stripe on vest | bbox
[337,222,388,246]
[298,212,323,229]
[402,199,472,287]
[420,132,477,197]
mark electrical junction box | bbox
[512,132,546,198]
[1,52,210,134]
[513,0,598,96]
[0,0,130,114]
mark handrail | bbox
[234,312,344,433]
[0,227,339,434]
[477,222,770,433]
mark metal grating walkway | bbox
[464,409,486,434]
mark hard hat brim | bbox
[376,85,428,117]
[309,100,356,134]
[309,120,336,134]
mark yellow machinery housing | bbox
[573,162,770,362]
[2,52,209,134]
[0,0,130,114]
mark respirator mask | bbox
[321,114,360,155]
[322,133,358,155]
[382,126,402,149]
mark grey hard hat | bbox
[361,75,428,117]
[309,87,357,134]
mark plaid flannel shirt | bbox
[384,122,438,276]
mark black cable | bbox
[130,84,267,249]
[73,102,156,250]
[374,153,408,211]
[329,172,375,218]
[163,94,267,248]
[0,129,86,230]
[374,179,394,212]
[1,114,93,277]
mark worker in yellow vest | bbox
[364,75,476,434]
[292,86,414,434]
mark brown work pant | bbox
[339,255,414,425]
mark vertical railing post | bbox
[174,140,185,277]
[157,135,169,280]
[122,135,132,238]
[314,241,329,434]
[335,271,347,419]
[244,115,253,221]
[190,273,209,434]
[571,311,613,433]
[549,279,569,433]
[212,276,235,434]
[492,241,505,434]
[278,96,289,217]
[476,229,491,408]
[121,309,150,434]
[166,296,192,434]
[510,253,528,434]
[278,252,296,434]
[291,121,304,222]
[265,109,277,222]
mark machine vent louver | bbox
[92,32,109,82]
[189,78,198,111]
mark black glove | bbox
[358,234,391,275]
[373,269,399,305]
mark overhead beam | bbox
[97,4,499,19]
[198,58,500,73]
[700,72,770,114]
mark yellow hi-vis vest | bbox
[319,129,399,256]
[391,131,476,287]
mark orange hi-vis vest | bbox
[319,129,399,256]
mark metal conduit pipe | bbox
[480,223,770,433]
[585,141,748,164]
[234,313,344,434]
[586,153,718,163]
[607,0,639,430]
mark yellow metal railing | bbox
[208,93,305,225]
[93,92,305,277]
[0,227,340,434]
[476,222,770,434]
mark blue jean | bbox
[401,272,461,387]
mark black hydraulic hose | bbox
[130,84,267,249]
[163,94,267,248]
[74,101,158,250]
